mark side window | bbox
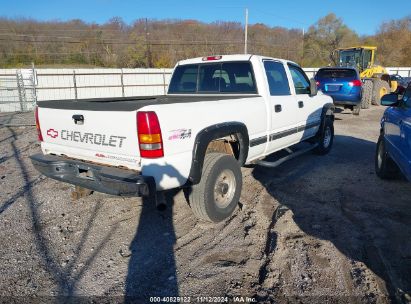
[362,50,372,70]
[263,61,290,96]
[288,65,310,95]
[403,85,411,108]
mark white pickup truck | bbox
[31,54,334,222]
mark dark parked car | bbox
[315,67,362,115]
[376,84,411,181]
[390,74,411,94]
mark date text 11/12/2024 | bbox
[149,296,257,302]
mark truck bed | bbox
[37,95,260,111]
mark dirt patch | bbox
[0,108,410,303]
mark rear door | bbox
[400,99,411,179]
[263,60,300,153]
[386,87,411,178]
[288,64,322,139]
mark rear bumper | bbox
[333,100,361,106]
[30,153,155,197]
[329,94,362,105]
[321,90,361,105]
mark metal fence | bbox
[34,68,173,101]
[0,67,173,112]
[386,67,411,77]
[0,69,37,112]
[1,66,411,113]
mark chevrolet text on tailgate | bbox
[31,54,335,222]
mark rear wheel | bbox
[361,80,372,109]
[315,117,334,155]
[353,105,361,115]
[372,79,391,105]
[375,134,400,179]
[189,153,242,222]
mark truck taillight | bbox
[35,106,43,142]
[137,111,163,158]
[349,80,362,87]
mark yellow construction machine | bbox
[335,46,397,108]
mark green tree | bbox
[303,13,359,67]
[374,17,411,66]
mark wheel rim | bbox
[323,127,332,148]
[214,169,236,208]
[377,141,384,169]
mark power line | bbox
[2,51,99,55]
[0,37,246,45]
[0,36,300,47]
[0,28,125,33]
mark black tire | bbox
[361,80,372,109]
[375,134,400,179]
[372,79,391,105]
[315,117,334,155]
[189,153,242,222]
[353,105,361,115]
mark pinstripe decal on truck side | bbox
[249,120,321,147]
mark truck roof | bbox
[177,54,297,66]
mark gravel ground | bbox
[0,107,410,303]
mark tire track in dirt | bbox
[337,190,407,303]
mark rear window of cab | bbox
[316,69,357,79]
[168,61,257,94]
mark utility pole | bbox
[145,18,152,68]
[301,28,305,62]
[244,8,248,54]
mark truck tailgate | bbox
[38,107,140,169]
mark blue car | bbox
[376,84,411,181]
[315,67,362,115]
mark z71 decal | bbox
[168,129,192,140]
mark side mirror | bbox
[309,78,318,97]
[381,93,400,107]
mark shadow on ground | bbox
[252,135,411,302]
[1,112,185,301]
[124,164,189,301]
[124,191,179,302]
[1,114,120,299]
